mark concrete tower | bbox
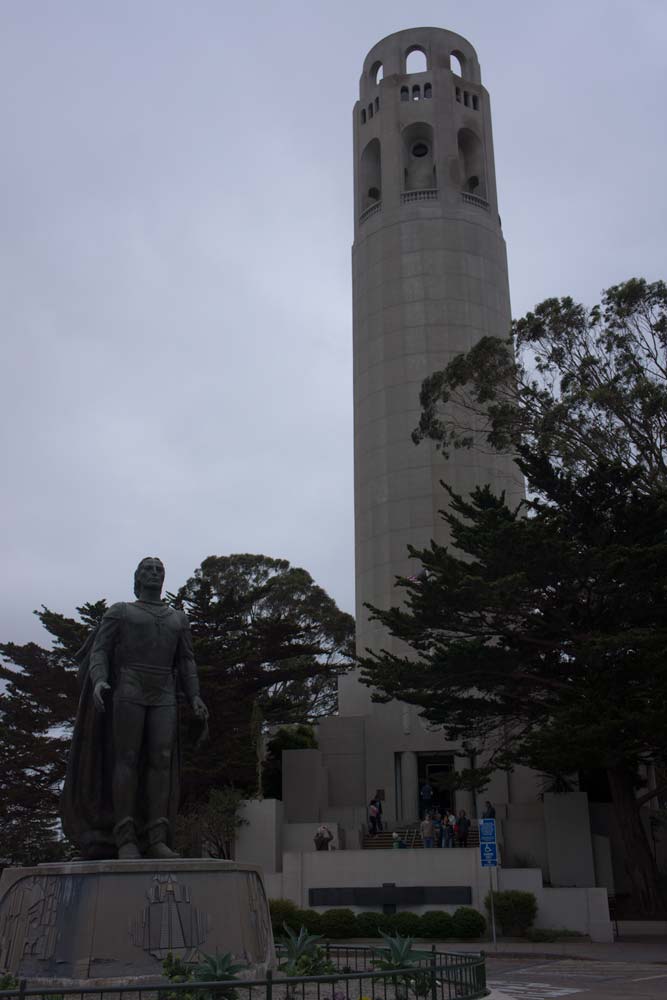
[332,27,525,819]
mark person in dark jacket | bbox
[456,809,471,847]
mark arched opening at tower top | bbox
[370,61,383,85]
[457,128,486,199]
[360,138,382,211]
[450,51,465,77]
[405,47,427,74]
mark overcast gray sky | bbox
[2,0,665,645]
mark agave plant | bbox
[372,931,419,971]
[191,950,248,1000]
[278,923,335,978]
[372,932,434,999]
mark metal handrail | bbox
[0,944,487,1000]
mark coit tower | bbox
[341,27,524,724]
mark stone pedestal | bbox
[0,858,274,985]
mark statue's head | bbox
[133,557,165,598]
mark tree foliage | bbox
[175,786,248,860]
[363,278,667,916]
[0,601,106,865]
[414,278,667,492]
[0,554,353,861]
[172,554,354,805]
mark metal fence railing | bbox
[0,943,487,1000]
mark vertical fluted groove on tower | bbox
[343,27,524,721]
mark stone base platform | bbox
[0,858,274,984]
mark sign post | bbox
[479,818,498,947]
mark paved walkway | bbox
[349,936,667,963]
[436,938,667,963]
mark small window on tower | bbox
[361,109,366,124]
[400,86,409,102]
[472,95,479,111]
[368,103,373,119]
[368,186,380,202]
[455,87,461,103]
[464,92,470,107]
[424,83,432,99]
[412,85,420,101]
[412,142,429,158]
[375,96,379,112]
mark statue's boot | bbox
[145,817,180,859]
[114,817,141,860]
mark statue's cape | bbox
[60,613,180,859]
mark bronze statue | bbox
[61,557,208,859]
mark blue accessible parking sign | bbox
[480,841,497,867]
[479,818,496,843]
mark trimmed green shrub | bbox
[485,890,537,936]
[355,911,392,937]
[419,910,454,939]
[293,908,324,934]
[390,911,422,937]
[319,907,358,939]
[452,907,487,939]
[269,898,300,933]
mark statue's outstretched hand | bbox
[191,695,209,721]
[93,681,111,713]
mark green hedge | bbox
[355,911,393,936]
[419,910,454,939]
[319,908,358,938]
[452,906,487,939]
[390,911,422,937]
[485,890,537,936]
[269,900,487,940]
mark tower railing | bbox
[401,189,439,203]
[461,191,489,210]
[359,201,382,223]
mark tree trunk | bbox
[607,764,666,917]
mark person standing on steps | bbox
[456,809,471,847]
[420,812,434,848]
[419,780,434,818]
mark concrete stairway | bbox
[363,824,481,849]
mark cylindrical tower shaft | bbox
[342,27,524,717]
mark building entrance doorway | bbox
[418,754,455,816]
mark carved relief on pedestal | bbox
[129,872,209,960]
[0,875,70,970]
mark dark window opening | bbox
[464,91,470,107]
[375,96,379,112]
[424,83,432,99]
[455,87,461,103]
[400,86,409,102]
[467,175,479,192]
[368,103,373,119]
[412,84,420,101]
[412,142,429,158]
[368,186,380,202]
[472,95,479,111]
[361,109,366,124]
